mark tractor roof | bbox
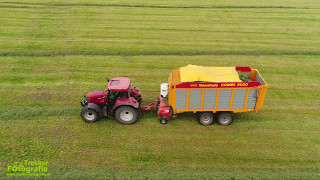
[108,77,130,91]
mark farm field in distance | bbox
[0,0,319,179]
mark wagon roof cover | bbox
[180,65,242,83]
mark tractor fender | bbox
[113,98,139,110]
[86,103,102,116]
[114,103,138,110]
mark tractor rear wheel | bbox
[216,112,233,126]
[198,112,214,125]
[81,108,100,123]
[115,106,138,124]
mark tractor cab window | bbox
[108,90,129,108]
[109,91,128,100]
[110,80,119,86]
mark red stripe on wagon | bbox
[175,81,261,89]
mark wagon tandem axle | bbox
[80,66,267,125]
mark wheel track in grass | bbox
[0,50,320,57]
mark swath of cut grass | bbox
[1,50,320,57]
[0,2,300,9]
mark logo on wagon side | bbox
[221,83,235,87]
[199,84,218,87]
[236,82,249,87]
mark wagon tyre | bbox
[115,106,138,125]
[216,112,233,126]
[160,118,167,124]
[81,108,100,123]
[198,112,214,125]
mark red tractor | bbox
[80,77,143,124]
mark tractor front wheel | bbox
[81,108,100,123]
[115,106,138,124]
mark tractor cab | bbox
[108,77,142,104]
[107,77,131,108]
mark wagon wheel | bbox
[198,112,214,125]
[216,112,233,126]
[160,118,167,124]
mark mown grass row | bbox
[1,50,320,57]
[0,2,299,9]
[2,0,320,9]
[0,107,78,120]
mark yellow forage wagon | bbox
[158,65,268,125]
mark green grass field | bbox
[0,0,320,179]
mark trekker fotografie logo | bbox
[6,160,50,177]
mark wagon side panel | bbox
[172,87,260,113]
